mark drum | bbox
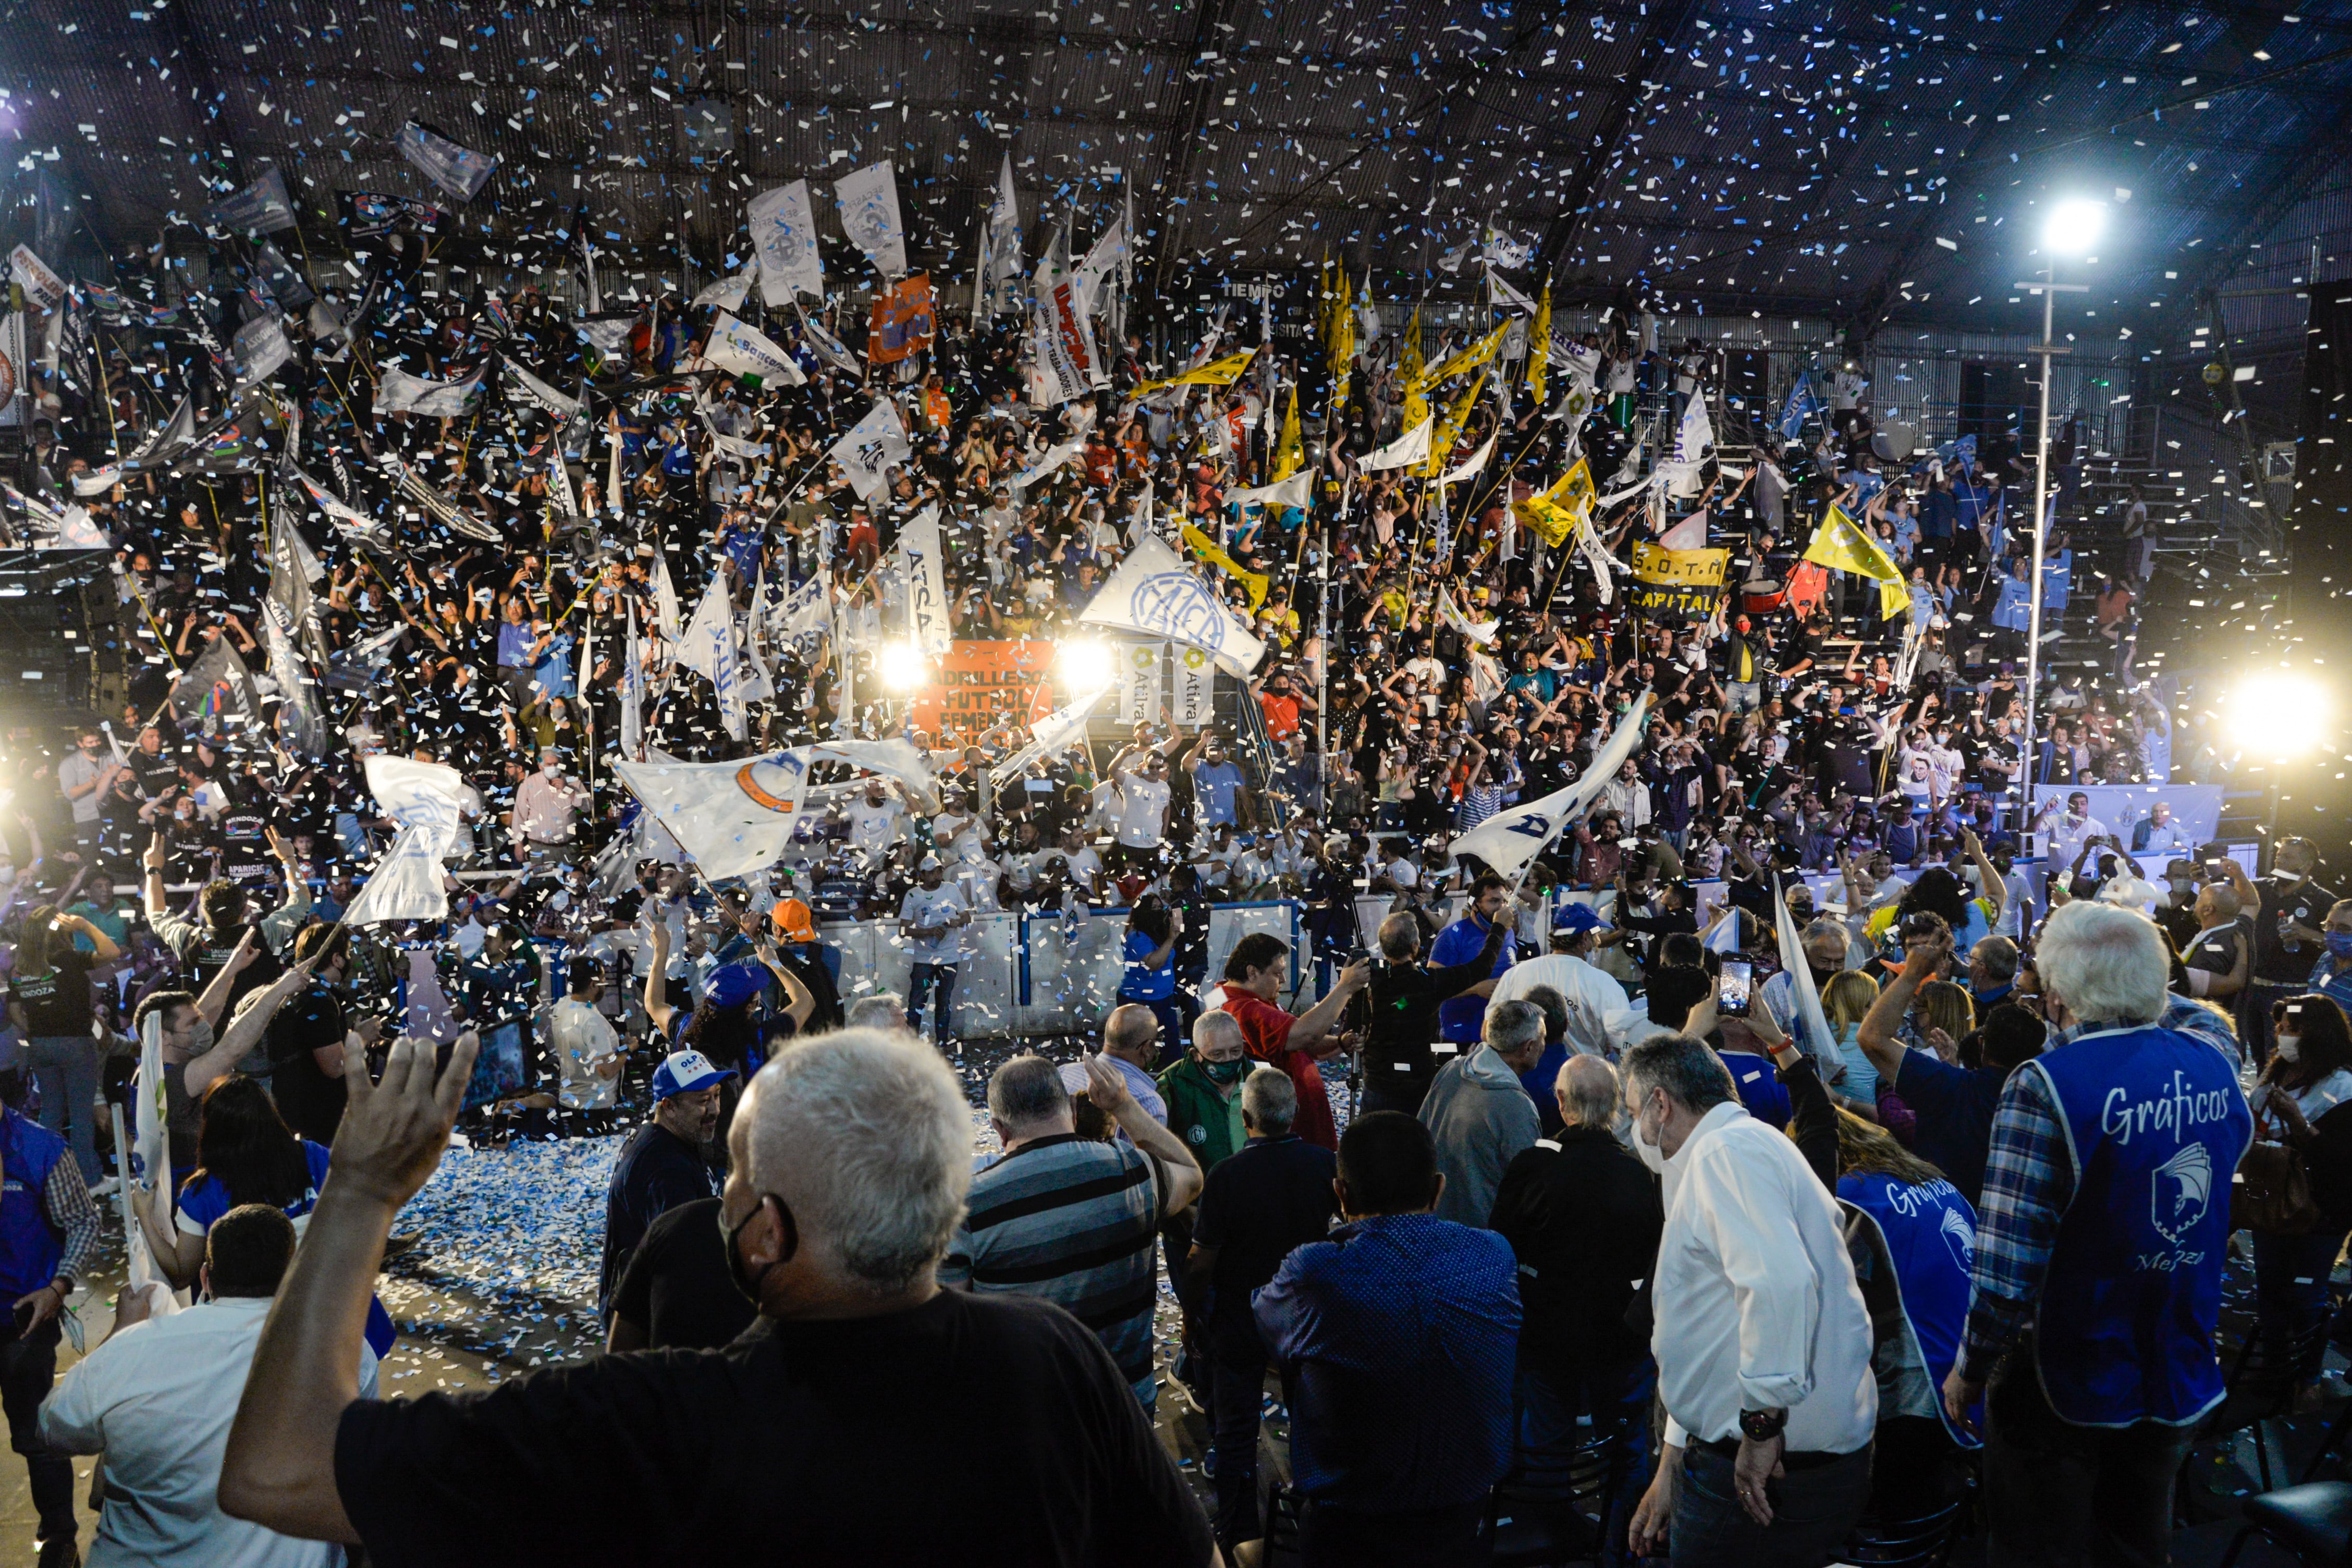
[1742,577,1786,614]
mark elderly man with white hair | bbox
[1941,900,2252,1568]
[1418,999,1547,1227]
[216,1030,1218,1566]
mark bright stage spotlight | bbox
[2044,199,2106,256]
[1057,638,1114,691]
[878,641,927,693]
[2228,671,2331,758]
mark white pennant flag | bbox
[994,683,1113,779]
[1359,416,1434,473]
[779,571,833,658]
[693,263,756,312]
[1031,218,1101,402]
[340,825,450,926]
[503,356,582,419]
[396,121,497,202]
[834,160,908,276]
[1772,873,1838,1060]
[376,363,484,417]
[1451,694,1653,878]
[737,566,775,705]
[363,755,472,861]
[701,311,807,388]
[1006,436,1085,492]
[651,553,683,643]
[980,152,1024,314]
[1079,533,1265,678]
[1224,469,1313,511]
[1074,213,1128,319]
[827,398,913,505]
[899,505,952,658]
[620,601,645,758]
[749,180,825,304]
[810,738,942,813]
[614,751,817,880]
[1443,430,1498,484]
[677,571,733,684]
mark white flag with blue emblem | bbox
[339,824,449,926]
[1079,533,1265,678]
[397,121,497,202]
[833,160,907,276]
[748,180,825,305]
[1449,694,1652,878]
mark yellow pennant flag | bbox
[1181,522,1270,612]
[1270,386,1304,482]
[1527,285,1552,405]
[1327,272,1357,411]
[1425,365,1490,480]
[1130,347,1257,400]
[1802,505,1907,620]
[1515,454,1594,547]
[1398,306,1428,434]
[1415,322,1510,394]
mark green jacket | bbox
[1158,1055,1248,1170]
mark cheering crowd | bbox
[0,214,2320,1568]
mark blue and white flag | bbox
[397,121,497,203]
[204,170,298,235]
[833,160,907,276]
[1778,373,1823,440]
[748,180,824,304]
[340,825,449,926]
[1078,533,1265,678]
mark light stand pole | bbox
[2014,270,2088,850]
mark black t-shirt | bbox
[2255,876,2336,984]
[599,1122,721,1312]
[334,1291,1215,1568]
[266,982,350,1143]
[1191,1134,1337,1356]
[609,1196,757,1352]
[9,949,91,1038]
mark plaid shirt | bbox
[1956,1013,2238,1381]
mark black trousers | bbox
[1984,1352,2197,1568]
[1298,1494,1488,1567]
[0,1320,75,1544]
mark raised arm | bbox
[642,916,677,1038]
[1285,961,1370,1055]
[1858,932,1946,1090]
[187,956,319,1099]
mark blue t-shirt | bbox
[1121,928,1175,1001]
[1193,761,1247,826]
[1718,1049,1791,1129]
[180,1141,397,1356]
[496,621,533,669]
[1892,1051,2006,1207]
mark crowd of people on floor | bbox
[0,223,2310,1568]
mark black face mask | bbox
[720,1192,798,1307]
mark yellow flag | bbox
[1327,271,1356,411]
[1802,505,1907,620]
[1130,347,1257,400]
[1398,305,1425,389]
[1415,322,1510,393]
[1515,454,1593,547]
[1527,285,1552,405]
[1181,522,1270,612]
[1270,386,1303,482]
[1424,365,1489,480]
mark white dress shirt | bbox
[41,1296,379,1568]
[1652,1101,1877,1454]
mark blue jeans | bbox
[1671,1441,1871,1568]
[29,1036,99,1183]
[1519,1358,1656,1567]
[2253,1228,2344,1367]
[906,963,957,1041]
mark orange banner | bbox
[910,640,1056,742]
[868,273,938,365]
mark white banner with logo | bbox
[1173,644,1215,729]
[1118,642,1162,725]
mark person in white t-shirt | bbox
[1109,746,1174,869]
[898,856,970,1045]
[845,778,907,863]
[544,957,625,1122]
[1050,823,1106,902]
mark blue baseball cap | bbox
[704,962,767,1011]
[652,1049,735,1100]
[1553,902,1603,935]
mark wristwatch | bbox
[1738,1407,1787,1443]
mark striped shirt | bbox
[939,1133,1169,1385]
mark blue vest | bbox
[2027,1025,2251,1427]
[0,1110,66,1303]
[1840,1174,1982,1449]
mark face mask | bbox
[184,1019,214,1055]
[2169,877,2194,894]
[720,1193,795,1307]
[1632,1100,1668,1174]
[1204,1057,1246,1084]
[2276,1036,2302,1063]
[2330,933,2352,959]
[2277,871,2304,884]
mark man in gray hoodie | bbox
[1418,999,1546,1227]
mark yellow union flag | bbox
[1425,365,1490,480]
[1803,505,1908,620]
[1180,522,1270,612]
[1515,454,1594,546]
[1414,321,1510,394]
[1628,543,1731,619]
[1131,347,1257,400]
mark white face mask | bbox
[1632,1098,1669,1174]
[2276,1036,2302,1063]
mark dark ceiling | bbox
[3,0,2348,349]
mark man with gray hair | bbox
[1622,1031,1877,1565]
[1417,998,1546,1227]
[842,992,906,1030]
[1185,1065,1340,1556]
[1941,900,2251,1568]
[940,1052,1204,1408]
[219,1030,1218,1564]
[1489,1054,1664,1563]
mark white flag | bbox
[1772,873,1838,1060]
[503,356,582,419]
[1443,431,1498,485]
[1451,694,1653,878]
[736,568,774,705]
[340,825,449,926]
[749,180,825,304]
[362,754,472,861]
[1116,644,1160,726]
[1031,219,1099,402]
[899,505,952,658]
[827,398,913,505]
[620,602,644,758]
[779,570,833,658]
[1224,470,1313,511]
[9,246,65,312]
[1171,643,1215,728]
[833,160,908,276]
[397,121,497,202]
[998,683,1114,778]
[677,571,733,684]
[1359,416,1433,473]
[126,1016,177,1317]
[1075,214,1128,319]
[795,305,864,375]
[809,738,941,813]
[376,363,484,417]
[615,751,817,881]
[1079,533,1265,679]
[1006,436,1085,492]
[702,311,807,388]
[693,264,756,312]
[652,553,682,643]
[980,152,1024,315]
